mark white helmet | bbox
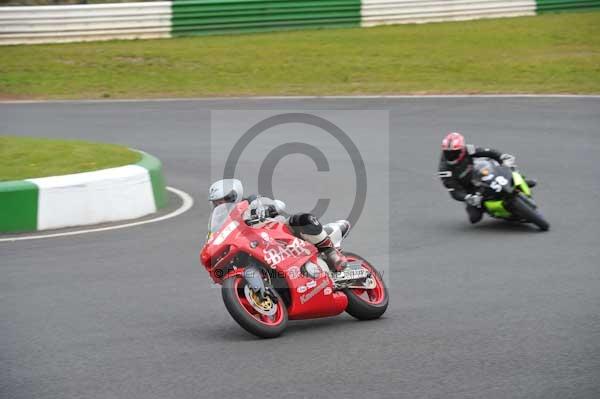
[208,178,243,207]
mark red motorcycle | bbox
[200,201,388,338]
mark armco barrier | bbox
[0,2,171,45]
[0,151,167,233]
[172,0,361,36]
[361,0,536,27]
[536,0,600,11]
[0,0,599,45]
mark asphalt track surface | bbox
[1,98,599,399]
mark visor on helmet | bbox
[444,149,463,163]
[211,191,238,207]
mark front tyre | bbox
[510,194,550,231]
[342,252,389,320]
[222,275,288,338]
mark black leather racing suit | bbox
[437,144,507,223]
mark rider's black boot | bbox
[466,205,484,224]
[525,178,537,188]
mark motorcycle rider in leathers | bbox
[437,132,536,224]
[208,178,348,272]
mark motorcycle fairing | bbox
[512,171,531,196]
[483,200,511,218]
[255,222,347,319]
[201,200,348,320]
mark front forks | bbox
[243,265,279,304]
[243,265,266,297]
[515,192,537,209]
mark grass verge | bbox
[0,11,599,98]
[0,136,141,181]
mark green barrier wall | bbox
[0,180,38,233]
[171,0,361,36]
[536,0,600,12]
[136,151,168,210]
[0,151,167,234]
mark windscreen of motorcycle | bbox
[471,158,498,187]
[209,203,237,233]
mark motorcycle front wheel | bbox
[509,194,550,231]
[342,252,389,320]
[222,275,288,338]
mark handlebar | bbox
[245,205,279,226]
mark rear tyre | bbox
[510,195,550,231]
[342,252,389,320]
[222,275,288,338]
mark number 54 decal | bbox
[490,176,509,192]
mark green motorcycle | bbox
[472,158,550,231]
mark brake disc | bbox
[244,284,278,316]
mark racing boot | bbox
[466,205,484,224]
[525,178,537,188]
[315,237,348,272]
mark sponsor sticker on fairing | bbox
[260,232,271,243]
[213,221,239,245]
[287,266,301,279]
[299,280,329,304]
[324,287,332,296]
[263,238,311,267]
[306,280,317,289]
[297,285,307,294]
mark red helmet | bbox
[442,132,466,165]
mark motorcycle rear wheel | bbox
[342,252,389,320]
[509,194,550,231]
[222,275,288,338]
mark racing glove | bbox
[255,205,270,221]
[500,153,516,168]
[465,193,483,208]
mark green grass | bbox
[0,11,599,98]
[0,136,141,181]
